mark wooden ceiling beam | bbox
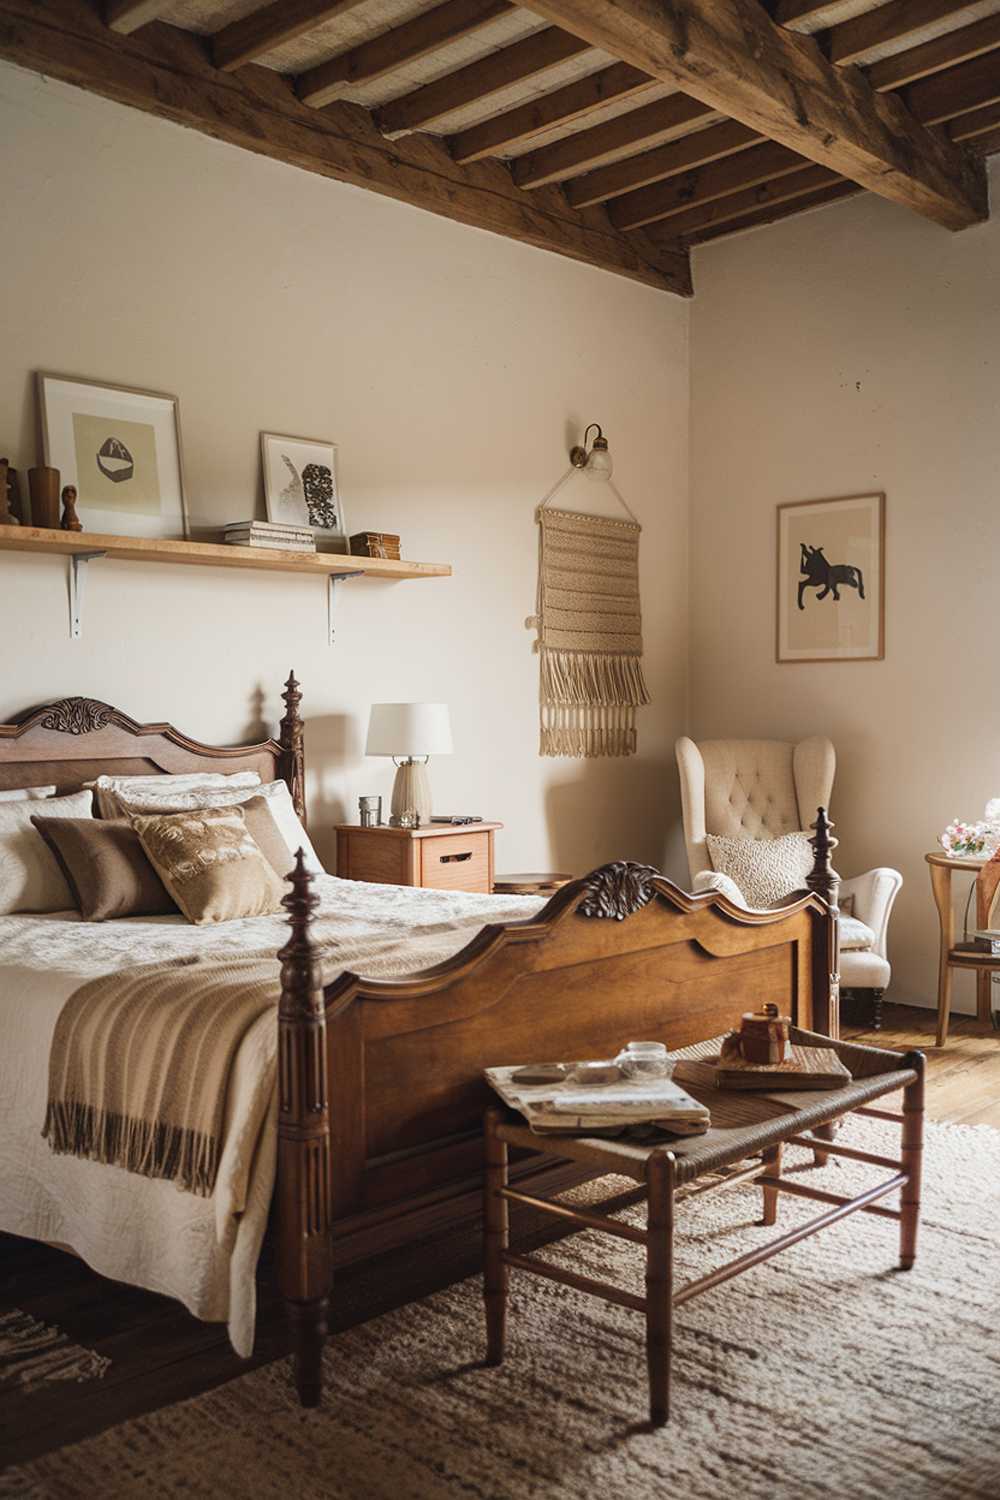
[866,13,1000,91]
[522,0,987,229]
[970,123,1000,154]
[213,1,365,74]
[296,0,512,110]
[512,94,715,188]
[375,26,590,135]
[772,1,845,31]
[682,181,863,246]
[905,50,1000,124]
[447,60,652,163]
[643,163,838,240]
[565,120,760,208]
[0,0,691,296]
[827,0,986,69]
[104,1,172,33]
[609,141,811,231]
[951,97,1000,140]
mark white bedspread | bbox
[0,875,543,1356]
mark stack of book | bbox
[485,1061,710,1137]
[223,520,315,552]
[955,928,1000,956]
[350,531,401,560]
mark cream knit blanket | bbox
[533,506,650,757]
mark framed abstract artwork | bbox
[38,373,187,538]
[776,492,885,663]
[260,432,348,551]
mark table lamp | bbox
[365,703,453,825]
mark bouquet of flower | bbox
[939,800,1000,858]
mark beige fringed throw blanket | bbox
[44,953,282,1197]
[532,506,650,757]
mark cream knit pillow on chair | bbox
[706,831,814,908]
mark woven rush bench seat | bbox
[483,1028,924,1427]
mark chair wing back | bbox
[675,736,835,883]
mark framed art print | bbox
[777,492,885,662]
[38,373,187,538]
[261,432,348,551]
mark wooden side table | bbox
[336,822,502,894]
[926,851,997,1047]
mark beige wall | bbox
[0,62,691,882]
[690,163,1000,1012]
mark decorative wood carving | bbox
[578,860,663,920]
[38,697,116,735]
[277,849,333,1407]
[806,806,841,1038]
[279,670,306,823]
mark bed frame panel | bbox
[0,675,306,817]
[278,832,841,1406]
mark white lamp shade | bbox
[366,702,453,758]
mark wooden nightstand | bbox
[335,822,502,894]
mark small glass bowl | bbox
[615,1041,674,1079]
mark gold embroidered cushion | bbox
[129,806,286,925]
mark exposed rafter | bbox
[866,12,1000,91]
[375,25,591,135]
[565,120,760,208]
[0,0,691,296]
[104,0,172,33]
[297,0,512,110]
[608,141,811,231]
[522,0,988,229]
[681,181,863,246]
[447,60,653,163]
[905,49,1000,124]
[827,0,987,68]
[213,1,365,74]
[512,95,715,189]
[651,163,838,240]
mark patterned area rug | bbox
[0,1311,109,1395]
[3,1116,1000,1500]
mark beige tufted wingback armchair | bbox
[675,736,902,1029]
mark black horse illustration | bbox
[797,544,865,610]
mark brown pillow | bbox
[240,794,295,879]
[129,805,286,925]
[31,816,176,921]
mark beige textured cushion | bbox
[31,816,176,921]
[0,785,57,802]
[840,915,877,952]
[129,806,285,925]
[115,779,323,875]
[0,791,95,914]
[707,831,814,907]
[239,795,297,879]
[92,770,260,820]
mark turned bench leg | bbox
[900,1053,925,1271]
[484,1107,509,1365]
[761,1143,782,1226]
[645,1149,675,1427]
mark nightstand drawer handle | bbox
[440,851,473,863]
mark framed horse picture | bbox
[776,492,885,663]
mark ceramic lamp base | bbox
[390,759,432,824]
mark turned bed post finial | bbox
[277,849,332,1408]
[806,807,841,1041]
[279,669,306,824]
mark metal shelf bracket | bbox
[327,572,360,646]
[68,551,108,640]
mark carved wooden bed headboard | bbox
[0,670,306,819]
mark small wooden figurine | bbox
[60,484,82,533]
[720,1002,792,1066]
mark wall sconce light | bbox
[569,423,613,482]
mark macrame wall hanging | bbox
[527,467,650,759]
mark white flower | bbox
[986,798,1000,823]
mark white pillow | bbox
[113,779,323,876]
[706,831,814,908]
[92,770,260,820]
[0,790,95,914]
[0,785,57,802]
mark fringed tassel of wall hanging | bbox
[527,473,650,759]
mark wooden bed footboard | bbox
[277,813,841,1405]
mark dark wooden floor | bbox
[2,1004,998,1470]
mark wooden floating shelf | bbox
[0,526,451,581]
